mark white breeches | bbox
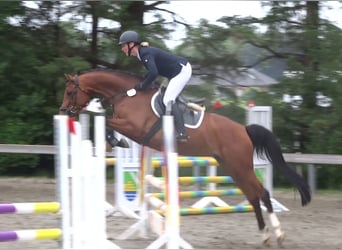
[163,62,192,107]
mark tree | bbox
[0,1,90,174]
[213,1,342,154]
[0,1,341,187]
[0,1,183,175]
[171,2,342,188]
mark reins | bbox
[100,91,129,104]
[60,70,142,117]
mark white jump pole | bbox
[54,115,71,249]
[93,113,108,246]
[146,102,193,249]
[54,114,121,249]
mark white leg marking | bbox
[269,212,285,242]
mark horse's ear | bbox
[64,74,76,81]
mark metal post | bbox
[307,164,316,194]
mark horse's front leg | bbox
[105,117,132,148]
[106,117,136,132]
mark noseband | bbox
[59,76,91,116]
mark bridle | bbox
[59,76,91,116]
[59,74,133,117]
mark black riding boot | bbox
[171,103,189,142]
[106,130,130,148]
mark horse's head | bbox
[59,69,156,117]
[59,74,92,116]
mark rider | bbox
[119,30,192,142]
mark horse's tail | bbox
[246,124,311,206]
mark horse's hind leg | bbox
[231,171,271,245]
[260,188,285,245]
[232,168,282,246]
[247,189,272,246]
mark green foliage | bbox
[0,1,341,188]
[317,166,342,189]
[0,118,40,174]
[177,20,242,74]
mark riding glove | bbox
[126,82,145,97]
[126,88,136,97]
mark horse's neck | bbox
[83,74,135,98]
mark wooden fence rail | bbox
[1,144,341,193]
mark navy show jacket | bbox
[138,46,188,90]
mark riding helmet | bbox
[118,30,141,45]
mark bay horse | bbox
[59,69,311,246]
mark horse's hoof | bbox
[262,237,271,247]
[277,232,285,247]
[261,227,271,247]
[118,138,130,148]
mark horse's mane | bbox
[77,67,165,86]
[77,67,143,81]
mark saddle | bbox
[151,89,205,129]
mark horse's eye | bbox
[66,91,72,96]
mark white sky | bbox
[163,1,267,23]
[146,1,268,48]
[24,1,342,49]
[162,1,342,26]
[149,1,342,48]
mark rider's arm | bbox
[138,55,158,90]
